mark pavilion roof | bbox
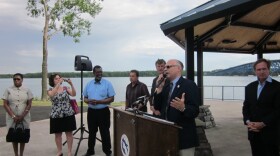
[160,0,280,54]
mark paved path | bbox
[0,100,252,156]
[204,100,250,156]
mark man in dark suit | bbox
[154,59,199,156]
[242,58,280,156]
[150,59,167,116]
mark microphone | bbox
[155,74,166,88]
[133,100,141,105]
[137,95,147,100]
[133,95,148,105]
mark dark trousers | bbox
[249,134,279,156]
[87,107,112,155]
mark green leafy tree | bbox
[26,0,102,100]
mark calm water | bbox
[1,76,280,102]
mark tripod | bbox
[73,70,89,155]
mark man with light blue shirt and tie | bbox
[242,58,280,156]
[83,65,115,156]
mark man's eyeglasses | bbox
[13,78,21,81]
[165,65,178,69]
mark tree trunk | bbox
[41,15,49,101]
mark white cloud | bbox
[21,17,45,31]
[104,0,210,20]
[16,47,63,58]
[0,1,22,15]
[17,50,42,57]
[99,0,175,20]
[0,0,44,30]
[121,37,178,55]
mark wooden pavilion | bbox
[160,0,280,105]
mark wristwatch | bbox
[180,107,186,112]
[11,115,16,119]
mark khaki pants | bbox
[179,147,195,156]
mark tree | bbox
[26,0,102,100]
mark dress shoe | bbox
[82,152,94,156]
[105,152,112,156]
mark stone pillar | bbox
[198,105,216,129]
[195,126,214,156]
[194,105,215,156]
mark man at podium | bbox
[153,59,199,156]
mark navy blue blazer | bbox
[154,76,199,149]
[242,79,280,144]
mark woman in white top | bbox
[3,73,33,156]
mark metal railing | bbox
[148,85,245,101]
[204,85,245,101]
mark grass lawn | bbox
[0,100,125,107]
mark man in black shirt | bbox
[126,70,150,112]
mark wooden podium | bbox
[113,108,180,156]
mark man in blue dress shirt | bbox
[83,65,115,156]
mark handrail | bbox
[204,85,245,101]
[148,85,246,101]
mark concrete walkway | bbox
[204,100,250,156]
[0,100,251,156]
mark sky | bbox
[1,0,280,74]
